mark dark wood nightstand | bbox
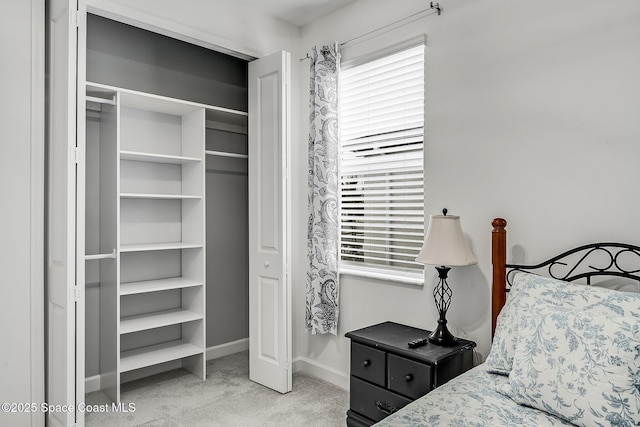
[345,321,476,426]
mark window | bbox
[339,44,425,282]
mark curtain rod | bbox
[300,2,440,61]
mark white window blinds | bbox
[340,44,425,274]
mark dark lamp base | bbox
[428,320,457,346]
[429,265,458,346]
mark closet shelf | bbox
[87,81,248,119]
[120,277,203,296]
[120,150,201,164]
[120,242,203,252]
[120,340,202,373]
[120,308,203,334]
[120,193,202,200]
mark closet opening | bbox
[83,13,249,402]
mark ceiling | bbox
[236,0,356,27]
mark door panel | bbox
[256,71,279,252]
[258,277,279,361]
[248,51,291,393]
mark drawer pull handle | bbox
[362,359,371,367]
[375,400,398,416]
[405,374,413,382]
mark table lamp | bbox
[416,209,477,346]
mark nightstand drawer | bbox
[351,342,386,386]
[350,377,411,423]
[387,354,432,399]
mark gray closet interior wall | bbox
[85,14,249,379]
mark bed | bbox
[375,218,640,427]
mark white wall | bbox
[294,0,640,385]
[0,0,44,425]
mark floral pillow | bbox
[486,271,640,375]
[499,309,640,427]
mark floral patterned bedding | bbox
[375,272,640,427]
[374,363,574,427]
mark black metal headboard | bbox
[491,219,640,337]
[505,242,640,289]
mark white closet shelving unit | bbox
[85,81,247,403]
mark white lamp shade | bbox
[415,214,477,266]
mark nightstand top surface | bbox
[345,321,476,364]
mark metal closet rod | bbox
[85,249,117,261]
[300,2,441,61]
[205,150,248,159]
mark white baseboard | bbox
[85,374,102,394]
[292,357,349,391]
[206,338,249,360]
[85,338,250,394]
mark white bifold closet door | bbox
[47,0,86,426]
[248,51,292,394]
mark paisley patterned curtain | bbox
[306,43,340,335]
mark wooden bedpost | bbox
[491,218,507,339]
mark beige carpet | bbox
[85,351,349,426]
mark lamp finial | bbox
[442,208,448,216]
